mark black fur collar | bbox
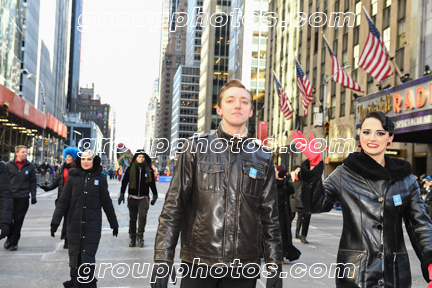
[342,152,412,181]
[69,155,102,177]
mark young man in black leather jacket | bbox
[151,80,282,288]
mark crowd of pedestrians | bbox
[1,81,432,288]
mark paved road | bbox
[0,179,428,287]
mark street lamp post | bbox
[22,69,46,163]
[321,65,350,177]
[255,105,266,138]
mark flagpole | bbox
[272,70,299,123]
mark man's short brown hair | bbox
[218,79,254,110]
[15,145,27,153]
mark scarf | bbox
[129,160,152,189]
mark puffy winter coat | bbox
[301,152,432,287]
[154,126,282,267]
[0,157,13,227]
[51,156,118,269]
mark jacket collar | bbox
[69,155,102,177]
[215,122,249,146]
[343,152,412,181]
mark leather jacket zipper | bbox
[222,148,230,262]
[138,167,142,196]
[233,152,242,260]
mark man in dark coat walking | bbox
[118,149,158,248]
[4,145,37,251]
[0,155,13,240]
[51,150,118,288]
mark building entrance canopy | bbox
[355,75,432,143]
[0,84,67,138]
[1,84,67,163]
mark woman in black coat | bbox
[0,155,13,239]
[51,150,118,288]
[275,165,301,263]
[293,111,432,287]
[40,147,79,248]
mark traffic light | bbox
[324,121,330,137]
[0,102,9,118]
[45,139,49,146]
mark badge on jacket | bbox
[25,170,29,174]
[393,194,402,206]
[94,180,99,186]
[249,167,257,179]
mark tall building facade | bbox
[158,0,171,93]
[198,0,231,133]
[0,1,69,163]
[77,84,110,140]
[20,0,73,120]
[265,0,431,174]
[67,0,83,112]
[0,0,24,94]
[156,0,188,167]
[144,78,159,153]
[185,0,203,67]
[229,0,269,135]
[171,66,199,155]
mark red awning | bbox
[1,84,67,138]
[46,113,67,138]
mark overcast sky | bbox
[79,0,163,145]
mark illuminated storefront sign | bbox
[355,75,432,137]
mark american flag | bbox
[324,35,364,93]
[272,72,293,121]
[96,109,102,119]
[295,59,313,116]
[358,6,393,83]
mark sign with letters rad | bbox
[355,75,432,135]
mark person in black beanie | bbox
[0,155,13,240]
[118,149,158,248]
[40,147,79,249]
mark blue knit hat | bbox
[63,147,80,162]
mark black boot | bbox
[63,280,72,288]
[129,237,136,247]
[63,239,68,249]
[137,237,144,248]
[295,230,300,239]
[4,238,11,249]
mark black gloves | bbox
[150,261,176,288]
[0,224,9,240]
[113,228,118,237]
[51,224,59,237]
[38,184,50,192]
[31,195,37,205]
[151,194,158,205]
[266,264,283,288]
[118,193,125,205]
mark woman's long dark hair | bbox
[360,111,394,136]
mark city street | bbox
[0,180,428,288]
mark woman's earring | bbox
[387,142,391,146]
